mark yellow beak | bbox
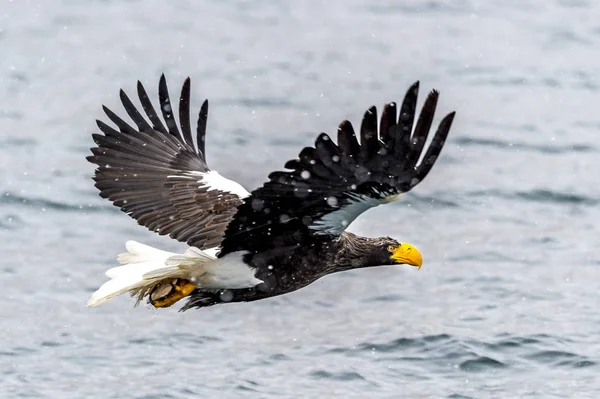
[391,243,423,269]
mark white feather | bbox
[167,170,250,199]
[198,251,263,289]
[197,170,250,198]
[86,243,262,307]
[166,170,249,199]
[113,241,176,269]
[87,241,178,307]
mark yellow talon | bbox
[149,279,196,308]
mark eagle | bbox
[86,75,455,311]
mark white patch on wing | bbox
[167,170,250,199]
[197,170,250,198]
[203,247,220,258]
[310,193,382,236]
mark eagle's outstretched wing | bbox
[88,75,248,250]
[219,82,455,256]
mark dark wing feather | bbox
[178,78,194,146]
[360,106,379,160]
[119,89,153,132]
[337,120,360,156]
[88,75,247,250]
[379,102,396,146]
[158,74,182,140]
[394,81,420,159]
[136,80,168,134]
[196,100,209,162]
[219,82,454,257]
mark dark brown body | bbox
[181,232,398,310]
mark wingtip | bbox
[338,119,352,130]
[316,132,332,143]
[444,111,457,123]
[200,99,209,116]
[158,74,168,93]
[181,77,192,96]
[403,81,420,101]
[364,105,377,116]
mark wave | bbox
[218,97,307,109]
[402,193,461,209]
[466,189,598,206]
[0,191,114,214]
[402,188,598,211]
[324,333,595,374]
[454,136,595,154]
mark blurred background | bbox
[1,0,600,397]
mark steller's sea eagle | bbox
[86,75,455,311]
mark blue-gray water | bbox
[2,0,600,397]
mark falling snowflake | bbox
[251,198,264,211]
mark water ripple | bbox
[0,213,24,230]
[352,334,454,354]
[459,356,506,372]
[325,333,595,376]
[525,350,596,368]
[466,189,598,206]
[219,97,307,109]
[0,137,36,147]
[515,189,598,205]
[310,370,366,381]
[405,193,461,209]
[0,191,113,213]
[455,136,595,154]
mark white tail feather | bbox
[115,241,174,266]
[86,241,216,307]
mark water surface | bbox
[1,0,600,397]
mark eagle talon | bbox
[149,278,196,308]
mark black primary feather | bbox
[88,76,245,250]
[219,82,454,257]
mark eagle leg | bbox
[148,278,196,308]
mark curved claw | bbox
[149,278,196,308]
